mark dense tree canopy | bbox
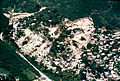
[0,0,120,29]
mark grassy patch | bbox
[0,41,39,80]
[22,69,37,80]
[0,68,10,75]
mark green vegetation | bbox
[72,40,78,48]
[34,8,63,26]
[22,69,38,80]
[0,74,15,81]
[22,41,28,46]
[0,0,120,81]
[24,55,88,81]
[0,41,39,80]
[1,0,120,30]
[81,36,86,41]
[0,68,10,75]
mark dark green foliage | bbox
[87,43,91,49]
[34,8,63,26]
[59,25,65,31]
[48,36,54,42]
[1,0,120,81]
[63,30,71,35]
[0,41,39,80]
[51,62,56,67]
[67,48,72,53]
[95,73,100,78]
[93,44,99,52]
[89,62,96,74]
[1,0,41,13]
[73,28,81,33]
[56,66,62,71]
[81,36,86,41]
[96,65,104,73]
[43,28,49,36]
[42,40,45,43]
[16,30,24,38]
[115,61,120,72]
[54,31,58,35]
[103,30,113,35]
[15,8,63,35]
[0,13,9,33]
[0,74,17,81]
[0,75,10,81]
[69,34,74,38]
[22,41,28,46]
[59,33,66,39]
[81,56,89,67]
[0,2,9,33]
[50,41,66,55]
[1,0,120,30]
[62,54,68,61]
[72,40,78,48]
[79,69,86,80]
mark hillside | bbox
[0,0,120,81]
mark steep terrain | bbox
[2,7,120,80]
[0,0,120,81]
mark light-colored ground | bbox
[4,7,120,81]
[14,16,95,73]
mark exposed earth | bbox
[0,0,120,81]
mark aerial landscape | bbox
[0,0,120,81]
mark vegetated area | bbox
[0,41,40,80]
[24,54,88,81]
[1,0,120,30]
[0,0,120,81]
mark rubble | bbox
[3,8,120,80]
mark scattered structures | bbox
[15,17,95,73]
[3,8,120,81]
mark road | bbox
[16,51,52,81]
[4,7,52,81]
